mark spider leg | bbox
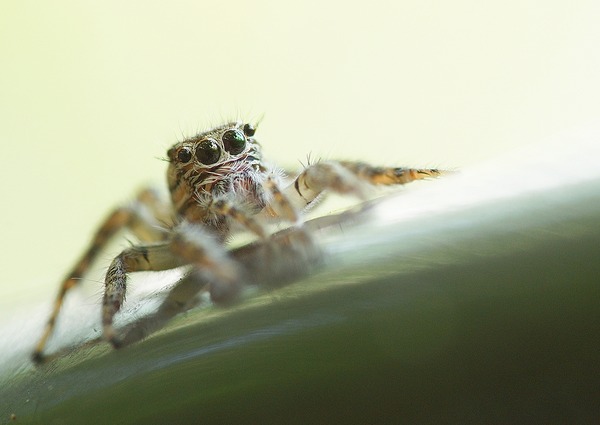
[115,269,208,348]
[210,198,269,239]
[33,188,172,363]
[262,175,300,223]
[103,221,238,346]
[111,224,323,350]
[283,161,444,210]
[102,243,184,346]
[234,224,322,287]
[338,161,443,185]
[133,187,175,234]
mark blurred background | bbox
[1,0,599,310]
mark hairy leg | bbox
[33,188,172,362]
[283,160,443,210]
[103,221,323,350]
[262,174,300,223]
[103,221,238,346]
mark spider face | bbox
[166,121,266,226]
[167,122,263,189]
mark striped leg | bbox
[262,174,300,223]
[283,160,444,210]
[210,198,269,239]
[33,188,172,363]
[338,161,443,185]
[113,269,209,348]
[104,221,238,346]
[112,224,322,349]
[102,243,183,346]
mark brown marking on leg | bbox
[211,199,267,239]
[32,208,132,362]
[264,175,299,222]
[339,161,444,185]
[281,161,445,214]
[33,189,172,362]
[297,162,370,199]
[102,243,187,347]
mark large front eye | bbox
[195,139,221,165]
[222,129,246,155]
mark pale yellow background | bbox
[1,1,599,306]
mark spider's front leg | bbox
[33,188,172,363]
[284,160,444,209]
[102,221,239,346]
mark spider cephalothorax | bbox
[167,122,268,236]
[32,119,444,363]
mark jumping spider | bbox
[32,121,442,363]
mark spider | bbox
[32,121,442,363]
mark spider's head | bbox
[167,121,263,185]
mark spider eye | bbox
[195,139,221,165]
[222,129,246,155]
[177,147,192,163]
[243,123,256,137]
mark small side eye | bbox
[222,129,246,155]
[196,139,221,165]
[177,147,192,163]
[243,123,256,137]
